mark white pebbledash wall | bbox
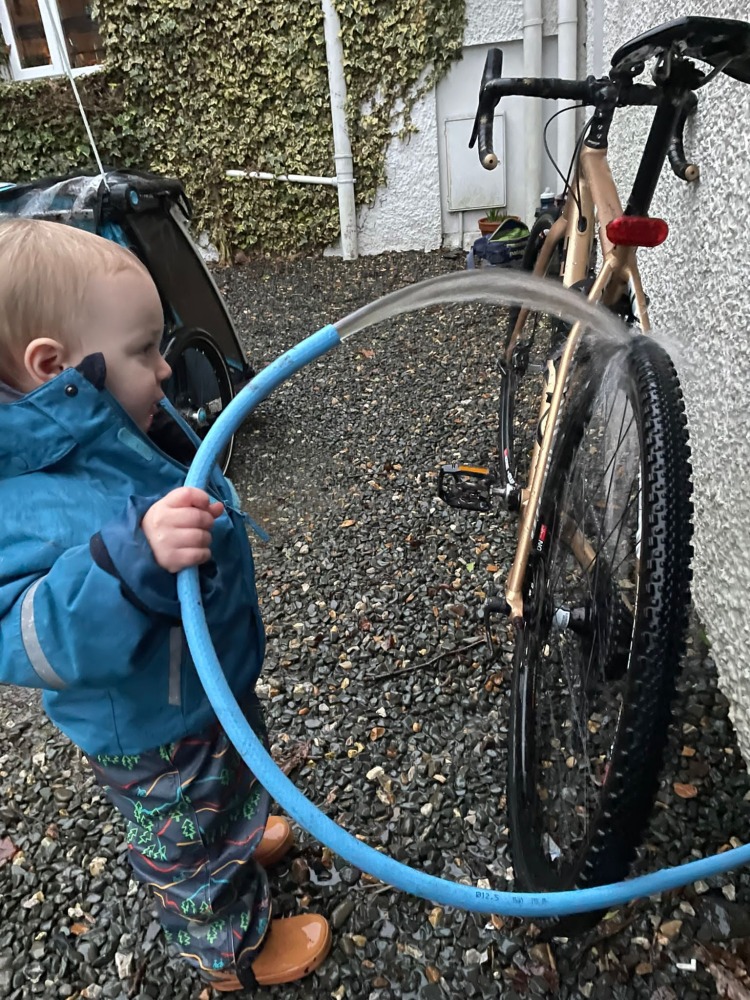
[585,1,750,760]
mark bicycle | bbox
[437,15,750,925]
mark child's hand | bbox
[142,487,225,573]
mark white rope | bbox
[40,0,109,189]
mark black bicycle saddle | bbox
[610,15,750,85]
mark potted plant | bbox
[477,208,526,237]
[478,207,504,236]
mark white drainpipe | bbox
[591,0,605,76]
[557,0,579,184]
[523,0,543,225]
[321,0,358,259]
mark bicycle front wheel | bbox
[507,335,693,911]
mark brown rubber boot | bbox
[254,815,295,868]
[206,915,331,992]
[251,914,331,986]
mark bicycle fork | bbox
[438,350,560,652]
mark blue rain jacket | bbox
[0,356,265,755]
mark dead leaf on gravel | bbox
[340,519,356,528]
[0,836,18,867]
[529,942,557,971]
[674,782,699,799]
[272,740,312,777]
[696,943,750,999]
[698,943,750,978]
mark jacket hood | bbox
[0,354,123,479]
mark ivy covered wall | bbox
[0,0,465,258]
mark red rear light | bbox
[606,216,669,247]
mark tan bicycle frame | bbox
[504,145,651,622]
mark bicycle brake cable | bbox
[542,104,592,215]
[573,116,595,229]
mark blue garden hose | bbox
[177,305,750,918]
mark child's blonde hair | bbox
[0,218,148,386]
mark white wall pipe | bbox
[591,0,605,76]
[557,0,579,184]
[226,170,339,187]
[523,0,544,226]
[321,0,358,259]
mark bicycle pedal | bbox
[438,464,494,512]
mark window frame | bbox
[0,0,102,82]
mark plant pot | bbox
[478,214,523,237]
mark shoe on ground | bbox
[206,914,332,991]
[254,815,294,867]
[252,913,331,985]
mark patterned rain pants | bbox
[87,694,271,983]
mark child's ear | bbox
[23,337,70,386]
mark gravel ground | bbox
[2,249,750,1000]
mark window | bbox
[0,0,103,81]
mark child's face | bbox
[78,267,172,432]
